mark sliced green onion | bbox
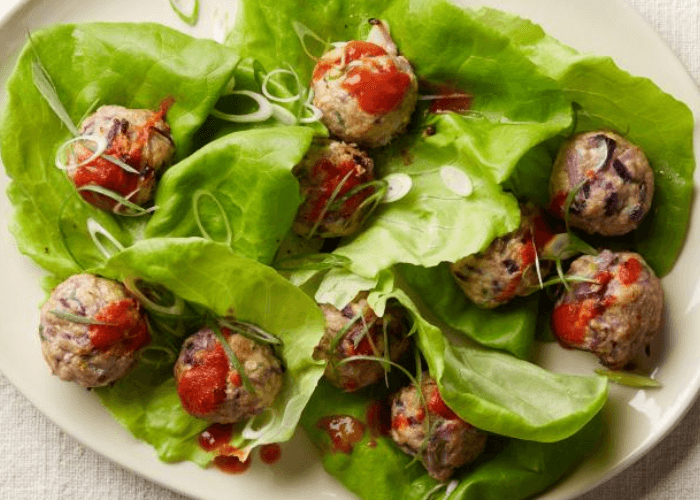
[30,56,79,136]
[555,258,570,293]
[49,309,109,325]
[78,185,154,216]
[306,169,354,239]
[299,103,323,124]
[563,178,588,232]
[168,0,199,26]
[540,232,599,261]
[383,174,412,203]
[535,275,598,289]
[419,483,447,500]
[218,319,282,346]
[329,312,363,353]
[262,68,302,104]
[271,104,298,125]
[123,276,184,316]
[291,21,330,61]
[595,369,662,388]
[212,90,273,123]
[192,189,233,246]
[55,135,107,171]
[140,345,177,366]
[209,319,255,394]
[533,235,544,290]
[86,218,125,259]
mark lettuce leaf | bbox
[93,238,327,464]
[227,0,695,276]
[301,376,602,500]
[0,23,240,279]
[145,127,315,264]
[305,267,607,442]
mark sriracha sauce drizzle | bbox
[89,299,149,353]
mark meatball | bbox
[174,326,284,423]
[450,204,555,308]
[314,292,410,391]
[311,20,418,147]
[551,250,664,369]
[390,374,486,481]
[39,274,150,388]
[67,100,175,212]
[293,140,378,238]
[549,131,654,236]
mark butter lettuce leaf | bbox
[94,238,327,464]
[0,23,240,279]
[145,127,314,264]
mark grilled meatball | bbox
[67,100,175,212]
[549,131,654,236]
[390,374,486,481]
[311,20,418,147]
[551,250,663,369]
[293,140,377,238]
[39,273,150,388]
[314,292,410,391]
[451,205,555,308]
[174,326,283,423]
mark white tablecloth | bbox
[1,0,699,499]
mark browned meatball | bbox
[549,131,654,236]
[311,20,418,147]
[450,205,555,308]
[292,140,377,238]
[314,292,410,391]
[39,274,150,388]
[551,250,664,369]
[67,101,175,212]
[174,326,284,423]
[390,374,486,481]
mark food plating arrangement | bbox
[0,0,695,499]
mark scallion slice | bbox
[211,90,273,123]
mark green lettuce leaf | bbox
[398,263,539,359]
[0,23,240,279]
[144,127,315,264]
[227,0,695,276]
[306,267,607,442]
[93,238,326,464]
[301,380,602,500]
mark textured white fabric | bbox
[1,1,699,499]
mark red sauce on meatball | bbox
[619,257,643,285]
[305,158,370,223]
[72,98,173,210]
[316,415,366,453]
[427,388,459,421]
[259,444,282,464]
[342,61,412,115]
[312,41,388,81]
[391,413,410,431]
[176,343,230,417]
[89,299,149,353]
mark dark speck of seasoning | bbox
[570,200,585,215]
[503,259,519,274]
[581,181,591,199]
[604,192,619,216]
[603,137,617,168]
[423,125,436,137]
[629,205,645,222]
[645,344,651,356]
[612,159,632,182]
[452,270,470,282]
[368,18,381,26]
[341,305,356,319]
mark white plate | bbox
[0,0,699,499]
